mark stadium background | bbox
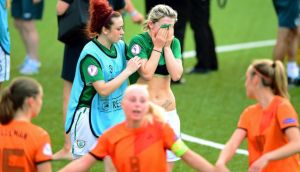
[6,0,300,171]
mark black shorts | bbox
[273,0,300,28]
[11,0,44,20]
[61,41,88,82]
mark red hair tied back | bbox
[87,0,113,37]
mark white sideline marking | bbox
[183,39,276,59]
[181,133,249,156]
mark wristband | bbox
[130,10,138,17]
[171,139,189,157]
[153,49,162,53]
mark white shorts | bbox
[70,107,98,159]
[0,47,10,82]
[164,109,181,162]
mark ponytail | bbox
[251,59,289,99]
[273,60,289,99]
[0,88,15,124]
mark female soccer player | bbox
[64,0,141,158]
[216,59,300,172]
[0,77,52,172]
[60,84,215,172]
[127,4,183,171]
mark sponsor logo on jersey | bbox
[283,118,296,124]
[43,143,53,156]
[77,140,86,149]
[131,44,141,55]
[102,102,109,111]
[87,65,98,76]
[99,95,123,112]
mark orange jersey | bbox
[0,120,52,172]
[238,96,300,172]
[90,121,177,172]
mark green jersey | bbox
[127,32,182,83]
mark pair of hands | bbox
[130,11,144,24]
[215,155,269,172]
[126,56,142,74]
[152,26,174,51]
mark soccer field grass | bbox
[7,0,300,171]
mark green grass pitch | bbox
[6,0,300,171]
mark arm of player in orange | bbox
[58,154,97,172]
[215,128,246,171]
[37,161,52,172]
[249,127,300,172]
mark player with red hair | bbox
[65,0,141,159]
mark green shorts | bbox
[11,0,44,20]
[273,0,300,28]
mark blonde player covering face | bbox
[127,4,183,171]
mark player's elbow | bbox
[141,73,153,81]
[96,86,111,97]
[98,90,110,97]
[171,71,183,81]
[294,141,300,152]
[171,74,181,82]
[139,70,154,81]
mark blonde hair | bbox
[146,102,166,124]
[124,84,166,124]
[143,4,177,31]
[250,59,289,99]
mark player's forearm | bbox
[94,69,132,96]
[164,48,183,81]
[216,137,243,165]
[217,128,246,166]
[264,140,300,161]
[37,162,52,172]
[59,155,96,172]
[182,150,215,172]
[139,53,161,80]
[216,146,236,166]
[265,127,300,161]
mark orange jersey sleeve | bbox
[277,99,299,129]
[237,107,253,131]
[162,123,178,150]
[33,129,53,164]
[0,121,52,172]
[89,131,112,160]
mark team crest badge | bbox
[77,140,86,149]
[87,65,98,76]
[43,143,53,156]
[131,44,141,55]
